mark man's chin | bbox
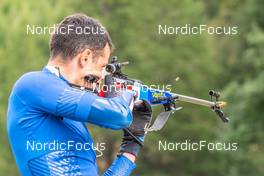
[83,82,100,93]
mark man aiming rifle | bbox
[7,13,151,176]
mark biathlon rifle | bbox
[100,56,229,133]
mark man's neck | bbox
[47,57,82,85]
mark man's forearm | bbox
[103,155,136,176]
[122,153,136,162]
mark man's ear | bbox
[79,48,93,67]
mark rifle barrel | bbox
[173,93,215,107]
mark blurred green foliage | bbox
[0,0,263,175]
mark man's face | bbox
[79,43,111,88]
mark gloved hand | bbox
[119,100,152,157]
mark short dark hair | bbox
[50,13,113,59]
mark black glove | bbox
[119,100,152,157]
